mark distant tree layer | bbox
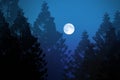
[32,2,67,80]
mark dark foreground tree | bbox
[73,31,94,80]
[90,13,120,80]
[113,10,120,39]
[0,0,20,25]
[64,31,93,80]
[68,12,120,80]
[0,11,47,80]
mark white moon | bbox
[63,23,75,35]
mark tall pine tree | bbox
[113,10,120,39]
[47,38,68,80]
[64,31,93,80]
[10,10,47,80]
[93,13,116,55]
[91,13,119,80]
[11,11,33,50]
[32,2,65,80]
[33,1,62,50]
[0,10,23,80]
[0,0,20,25]
[73,31,92,80]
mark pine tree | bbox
[91,13,120,80]
[0,10,12,55]
[72,31,92,80]
[0,10,47,80]
[33,1,62,50]
[113,10,120,39]
[93,13,113,52]
[46,38,68,80]
[0,10,10,39]
[63,31,92,80]
[75,31,90,57]
[33,2,64,80]
[0,10,22,80]
[79,42,96,80]
[0,0,20,25]
[11,10,33,50]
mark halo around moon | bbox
[63,23,75,35]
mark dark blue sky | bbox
[19,0,120,50]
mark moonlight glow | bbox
[63,23,75,35]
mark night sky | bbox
[19,0,120,50]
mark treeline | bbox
[0,1,47,79]
[64,12,120,80]
[0,0,120,80]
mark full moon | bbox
[63,23,75,35]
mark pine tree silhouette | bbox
[63,31,93,80]
[0,10,47,80]
[73,31,93,80]
[33,1,62,50]
[46,38,68,80]
[90,12,120,80]
[93,13,113,52]
[11,10,33,50]
[0,0,20,25]
[0,10,22,80]
[79,42,97,80]
[113,10,120,39]
[32,2,65,80]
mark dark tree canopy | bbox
[75,31,90,56]
[93,13,113,51]
[113,11,120,39]
[63,31,93,80]
[73,31,92,80]
[0,10,47,80]
[64,12,120,80]
[11,11,33,50]
[0,0,20,25]
[85,12,120,80]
